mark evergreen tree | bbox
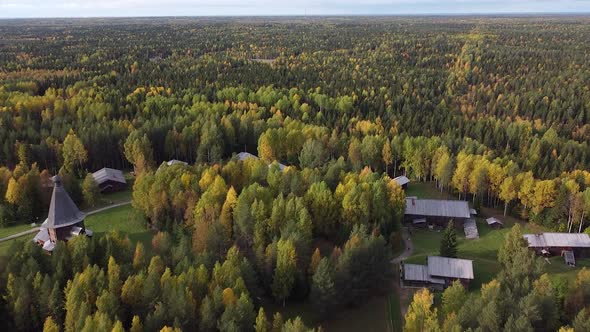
[440,221,458,258]
[255,307,269,332]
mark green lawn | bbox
[0,204,151,257]
[402,181,558,290]
[0,223,38,239]
[545,257,590,284]
[84,204,152,248]
[0,186,133,240]
[404,219,553,290]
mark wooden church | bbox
[33,175,93,251]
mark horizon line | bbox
[2,12,590,20]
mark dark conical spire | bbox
[46,175,85,229]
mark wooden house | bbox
[404,198,471,228]
[524,233,590,258]
[402,256,474,289]
[393,175,410,189]
[486,217,504,229]
[92,167,127,193]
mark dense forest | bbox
[1,16,590,331]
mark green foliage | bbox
[82,173,101,207]
[439,221,458,258]
[441,280,467,317]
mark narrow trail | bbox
[389,227,415,331]
[0,200,131,243]
[391,227,414,264]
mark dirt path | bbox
[390,227,416,330]
[391,227,414,264]
[0,201,131,243]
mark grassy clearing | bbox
[0,223,37,239]
[84,204,152,248]
[405,219,552,290]
[0,204,151,257]
[404,181,552,290]
[0,185,133,240]
[545,257,590,284]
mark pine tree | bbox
[440,221,458,258]
[43,316,60,332]
[130,316,143,332]
[255,307,269,332]
[310,258,337,315]
[271,312,284,332]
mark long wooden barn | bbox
[524,233,590,257]
[404,198,471,227]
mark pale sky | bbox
[0,0,589,18]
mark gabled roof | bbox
[236,152,259,161]
[92,168,126,185]
[236,152,287,172]
[486,217,503,225]
[405,198,471,219]
[428,256,474,280]
[523,233,590,248]
[46,176,86,229]
[393,175,410,186]
[166,159,188,166]
[403,264,445,284]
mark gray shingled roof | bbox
[427,256,474,279]
[166,159,188,166]
[393,175,410,186]
[46,176,86,229]
[236,152,259,161]
[405,198,471,219]
[523,233,590,248]
[486,217,503,225]
[403,264,445,284]
[92,168,126,185]
[236,152,287,172]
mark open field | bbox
[84,204,152,248]
[0,187,132,241]
[0,204,149,256]
[0,223,37,239]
